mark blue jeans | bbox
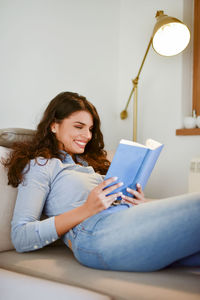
[63,193,200,272]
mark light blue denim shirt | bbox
[11,154,104,252]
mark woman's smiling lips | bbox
[74,140,88,149]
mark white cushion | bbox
[0,146,17,251]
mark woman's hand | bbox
[83,177,123,216]
[121,183,148,205]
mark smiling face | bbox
[51,110,93,155]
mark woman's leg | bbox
[70,193,200,271]
[173,251,200,267]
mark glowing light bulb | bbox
[153,22,190,56]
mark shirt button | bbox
[45,240,49,244]
[34,245,38,249]
[52,238,55,242]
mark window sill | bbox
[176,128,200,135]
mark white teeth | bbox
[75,141,86,146]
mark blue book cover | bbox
[104,139,164,197]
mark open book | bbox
[104,138,164,197]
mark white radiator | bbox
[189,157,200,193]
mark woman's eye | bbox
[75,126,82,129]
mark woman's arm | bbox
[55,177,123,236]
[12,159,122,252]
[11,160,58,252]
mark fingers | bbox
[101,177,119,189]
[121,183,146,205]
[103,182,123,196]
[87,177,124,212]
[101,177,124,196]
[104,191,123,206]
[136,183,143,194]
[107,191,123,201]
[126,186,144,200]
[121,195,145,205]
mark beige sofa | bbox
[0,128,200,300]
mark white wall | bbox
[0,0,199,198]
[0,0,120,143]
[116,0,200,198]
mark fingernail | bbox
[137,183,141,187]
[119,182,124,186]
[127,187,131,192]
[113,177,118,180]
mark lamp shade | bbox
[152,11,190,56]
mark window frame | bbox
[176,0,200,135]
[193,0,200,116]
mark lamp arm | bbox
[120,36,153,117]
[124,85,135,111]
[136,36,153,80]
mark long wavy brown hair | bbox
[3,92,110,187]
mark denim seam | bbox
[77,246,109,269]
[78,214,111,235]
[79,226,94,235]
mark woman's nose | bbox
[83,128,92,140]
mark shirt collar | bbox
[60,150,88,166]
[59,150,74,164]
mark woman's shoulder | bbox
[23,157,64,184]
[25,157,63,177]
[29,157,63,170]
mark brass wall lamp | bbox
[120,10,190,141]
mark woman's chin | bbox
[74,147,85,154]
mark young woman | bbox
[3,92,200,271]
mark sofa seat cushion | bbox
[0,246,200,300]
[0,268,110,300]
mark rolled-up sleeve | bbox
[11,159,59,252]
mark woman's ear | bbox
[51,122,57,133]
